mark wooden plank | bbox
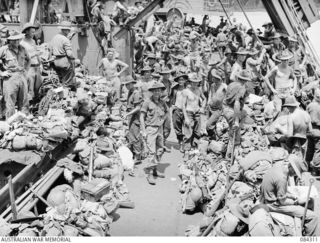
[8,175,17,220]
[113,0,166,40]
[0,140,74,213]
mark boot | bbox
[134,154,142,165]
[147,174,156,185]
[153,167,165,178]
[146,168,156,185]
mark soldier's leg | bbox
[34,67,43,99]
[27,67,36,100]
[182,111,194,155]
[3,76,19,119]
[145,126,159,185]
[17,74,29,114]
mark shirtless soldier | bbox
[98,48,129,100]
[182,73,207,159]
[172,73,188,151]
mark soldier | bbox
[307,88,320,175]
[0,31,30,119]
[20,22,42,101]
[206,69,227,138]
[182,73,206,158]
[140,82,168,185]
[223,70,250,158]
[50,21,75,89]
[172,73,187,151]
[261,148,319,236]
[98,48,129,100]
[230,48,248,83]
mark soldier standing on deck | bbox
[0,31,30,119]
[20,22,42,101]
[50,21,76,89]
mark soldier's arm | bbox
[25,49,31,72]
[116,60,129,76]
[64,39,74,59]
[263,66,277,94]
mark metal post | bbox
[218,0,232,25]
[30,0,40,24]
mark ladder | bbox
[285,0,320,70]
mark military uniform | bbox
[0,42,30,119]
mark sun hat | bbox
[269,147,288,162]
[148,82,166,91]
[58,21,73,30]
[189,31,200,40]
[174,73,188,81]
[152,72,161,78]
[230,25,237,31]
[171,54,184,60]
[282,96,299,107]
[141,65,152,72]
[270,33,282,39]
[236,70,251,82]
[146,53,156,59]
[122,75,136,85]
[208,60,220,66]
[7,30,24,41]
[262,22,273,27]
[210,69,222,80]
[159,67,173,74]
[276,49,294,61]
[21,22,37,33]
[236,47,249,55]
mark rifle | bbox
[201,121,242,236]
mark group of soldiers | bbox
[0,9,320,235]
[115,15,320,234]
[120,17,319,185]
[0,20,77,120]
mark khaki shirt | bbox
[20,38,39,65]
[260,164,288,204]
[50,33,72,57]
[0,44,30,72]
[141,97,167,127]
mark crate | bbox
[81,178,111,202]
